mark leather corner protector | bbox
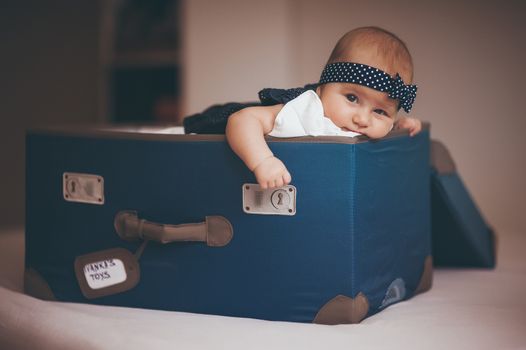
[430,140,456,174]
[415,255,433,294]
[313,293,370,325]
[24,267,56,301]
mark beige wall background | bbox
[184,0,526,234]
[0,1,102,229]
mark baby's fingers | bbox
[283,171,292,185]
[410,121,422,136]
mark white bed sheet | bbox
[1,228,525,350]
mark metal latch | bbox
[63,172,105,205]
[242,183,296,216]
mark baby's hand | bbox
[395,116,422,136]
[253,156,292,189]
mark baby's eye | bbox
[374,109,389,117]
[346,94,358,103]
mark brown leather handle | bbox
[113,210,233,247]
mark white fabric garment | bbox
[268,90,361,138]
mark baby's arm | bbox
[395,116,422,136]
[226,104,291,189]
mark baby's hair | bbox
[327,26,414,83]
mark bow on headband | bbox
[318,62,418,113]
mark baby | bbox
[226,26,422,189]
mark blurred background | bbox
[0,0,525,235]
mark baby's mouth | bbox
[341,127,362,134]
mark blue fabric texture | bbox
[26,129,431,323]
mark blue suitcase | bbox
[25,125,432,324]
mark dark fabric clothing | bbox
[183,84,318,134]
[258,83,318,106]
[183,102,258,135]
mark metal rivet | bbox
[288,209,293,213]
[245,206,250,211]
[245,185,250,190]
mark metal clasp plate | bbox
[242,183,296,216]
[63,172,105,205]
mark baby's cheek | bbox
[370,121,392,138]
[388,119,395,132]
[327,114,342,127]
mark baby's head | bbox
[316,26,416,138]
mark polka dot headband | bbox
[318,62,418,113]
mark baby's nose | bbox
[352,112,371,127]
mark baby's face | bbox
[316,82,398,139]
